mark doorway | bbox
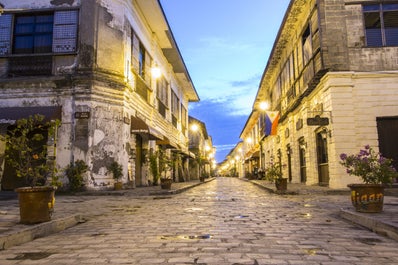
[286,144,292,182]
[377,117,398,182]
[135,135,143,186]
[316,130,329,186]
[298,138,307,183]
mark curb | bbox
[149,178,216,195]
[248,179,299,195]
[340,209,398,241]
[0,214,84,250]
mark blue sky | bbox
[160,0,290,162]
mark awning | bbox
[130,116,163,140]
[0,106,62,124]
[156,136,179,149]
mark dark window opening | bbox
[364,4,398,47]
[13,13,53,54]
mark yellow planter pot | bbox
[348,184,385,213]
[15,186,56,224]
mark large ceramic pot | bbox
[15,186,56,224]
[347,184,385,213]
[160,178,172,190]
[275,178,288,191]
[114,182,123,190]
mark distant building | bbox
[188,116,215,180]
[0,0,199,190]
[241,0,398,188]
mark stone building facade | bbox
[0,0,199,190]
[188,116,214,180]
[241,0,398,188]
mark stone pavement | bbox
[0,177,398,264]
[0,177,397,257]
[249,179,398,242]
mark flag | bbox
[264,111,279,136]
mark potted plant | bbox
[158,149,172,190]
[263,161,287,191]
[340,145,398,213]
[65,160,88,192]
[107,161,123,190]
[4,114,60,224]
[149,151,159,186]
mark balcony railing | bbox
[8,56,52,77]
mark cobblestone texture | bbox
[1,177,398,264]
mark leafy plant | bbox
[149,151,159,185]
[263,161,284,183]
[65,160,88,191]
[340,145,398,184]
[4,114,60,187]
[107,161,123,181]
[158,149,172,180]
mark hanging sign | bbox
[307,115,329,126]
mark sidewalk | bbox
[249,179,398,241]
[1,177,397,251]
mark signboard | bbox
[307,115,329,126]
[75,112,90,119]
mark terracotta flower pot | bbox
[275,178,288,191]
[114,182,123,190]
[15,186,56,224]
[347,184,385,213]
[160,178,172,190]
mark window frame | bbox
[363,3,398,47]
[0,9,79,57]
[13,13,54,54]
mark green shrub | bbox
[65,160,88,191]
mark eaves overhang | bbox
[253,0,310,110]
[134,0,200,102]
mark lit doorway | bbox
[316,130,329,186]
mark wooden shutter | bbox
[131,33,139,73]
[53,10,78,53]
[0,14,12,55]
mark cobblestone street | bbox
[1,178,398,265]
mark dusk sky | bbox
[160,0,291,162]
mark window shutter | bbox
[131,33,139,73]
[53,10,78,53]
[0,14,12,55]
[144,51,151,83]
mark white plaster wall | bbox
[1,0,80,9]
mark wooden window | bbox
[13,13,54,54]
[364,4,398,47]
[131,30,152,82]
[157,76,168,118]
[171,90,179,128]
[0,10,78,55]
[181,105,187,134]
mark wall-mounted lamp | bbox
[151,64,161,79]
[190,123,199,132]
[320,127,331,140]
[259,101,269,111]
[299,138,307,150]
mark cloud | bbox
[189,100,248,162]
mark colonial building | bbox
[188,116,215,180]
[242,0,398,188]
[0,0,199,190]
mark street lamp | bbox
[151,64,161,79]
[259,101,269,111]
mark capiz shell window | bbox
[0,10,78,56]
